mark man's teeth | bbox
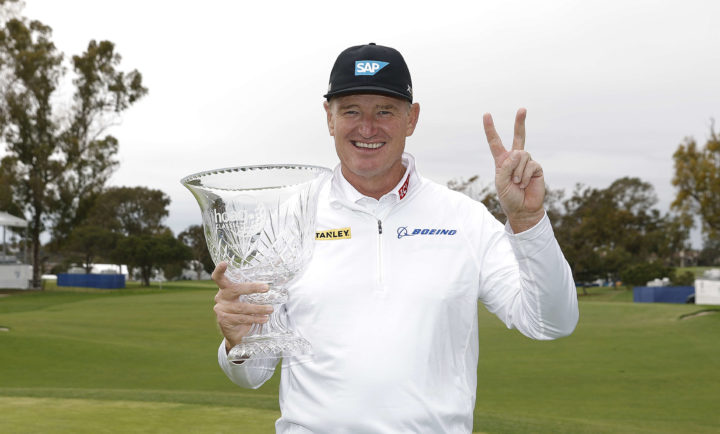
[354,142,384,149]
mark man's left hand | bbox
[483,108,545,233]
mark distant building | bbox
[0,211,30,289]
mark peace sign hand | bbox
[483,108,545,233]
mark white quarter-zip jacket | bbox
[218,153,579,433]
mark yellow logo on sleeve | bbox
[316,227,351,240]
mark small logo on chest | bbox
[316,227,352,240]
[396,227,457,239]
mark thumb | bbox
[497,150,521,183]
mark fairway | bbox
[0,396,279,434]
[1,283,718,433]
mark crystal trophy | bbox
[181,165,330,361]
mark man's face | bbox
[324,94,420,193]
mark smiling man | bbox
[212,43,579,433]
[325,93,419,199]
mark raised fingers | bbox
[512,108,527,151]
[483,113,506,164]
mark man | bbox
[212,43,579,433]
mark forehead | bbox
[330,93,406,109]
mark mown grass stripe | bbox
[1,280,718,433]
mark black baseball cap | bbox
[324,43,413,103]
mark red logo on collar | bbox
[398,174,410,200]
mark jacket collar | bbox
[329,152,421,207]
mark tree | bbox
[85,186,169,237]
[178,224,214,280]
[113,229,192,286]
[619,261,672,286]
[555,178,689,286]
[451,175,690,288]
[86,186,190,286]
[447,176,504,221]
[0,8,147,287]
[697,238,720,266]
[0,156,19,214]
[64,225,118,273]
[672,122,720,241]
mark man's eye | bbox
[344,110,359,116]
[378,111,393,116]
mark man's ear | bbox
[406,102,420,137]
[323,101,334,136]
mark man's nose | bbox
[358,113,377,138]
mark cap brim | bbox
[324,86,412,102]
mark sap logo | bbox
[396,227,457,239]
[355,60,389,76]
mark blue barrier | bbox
[633,286,694,303]
[57,273,125,289]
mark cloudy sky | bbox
[14,0,720,245]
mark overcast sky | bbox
[14,0,720,246]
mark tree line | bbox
[53,186,213,287]
[449,126,720,289]
[0,3,210,287]
[1,2,718,288]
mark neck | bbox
[341,163,406,200]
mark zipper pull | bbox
[378,220,383,234]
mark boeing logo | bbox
[396,227,458,239]
[355,60,389,76]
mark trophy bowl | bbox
[181,164,330,361]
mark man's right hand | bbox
[212,261,274,353]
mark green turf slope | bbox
[1,283,718,433]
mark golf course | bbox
[1,280,718,433]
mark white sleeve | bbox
[478,212,579,340]
[217,339,278,389]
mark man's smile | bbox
[352,141,385,149]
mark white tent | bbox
[0,211,27,228]
[1,211,30,289]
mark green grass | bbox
[0,397,279,434]
[576,285,635,302]
[1,281,718,433]
[475,301,719,433]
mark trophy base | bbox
[228,333,312,362]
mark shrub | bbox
[671,270,696,286]
[619,262,672,286]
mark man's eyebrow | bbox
[336,103,399,111]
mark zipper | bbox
[377,219,384,284]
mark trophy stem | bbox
[227,285,312,362]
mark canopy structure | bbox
[2,210,28,266]
[1,211,30,288]
[0,211,27,228]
